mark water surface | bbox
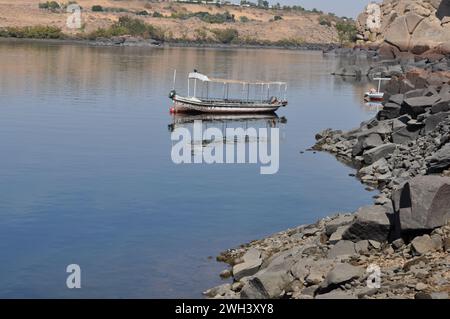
[0,42,376,298]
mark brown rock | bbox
[385,16,411,51]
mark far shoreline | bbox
[0,37,338,52]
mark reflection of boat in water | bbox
[364,77,391,102]
[364,101,383,112]
[169,71,288,114]
[168,113,286,132]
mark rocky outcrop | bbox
[342,205,393,242]
[356,0,450,54]
[393,175,450,232]
[207,35,450,300]
[207,211,450,299]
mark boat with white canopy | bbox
[169,70,288,113]
[364,77,391,101]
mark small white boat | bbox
[364,77,391,102]
[169,71,288,114]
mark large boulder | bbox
[411,234,438,255]
[378,103,402,120]
[431,95,450,114]
[240,250,295,299]
[405,12,425,34]
[393,175,450,232]
[404,95,442,116]
[410,20,445,53]
[319,263,364,293]
[392,125,422,144]
[357,0,450,54]
[428,143,450,173]
[342,205,392,242]
[325,215,355,236]
[436,0,450,20]
[232,248,263,281]
[352,133,384,156]
[384,16,411,51]
[327,240,356,258]
[363,143,396,164]
[424,112,450,133]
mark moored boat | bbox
[169,71,288,114]
[364,77,391,102]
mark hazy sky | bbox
[278,0,372,18]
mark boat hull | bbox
[171,96,286,114]
[364,92,384,102]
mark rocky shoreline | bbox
[205,48,450,300]
[0,37,335,52]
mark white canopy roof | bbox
[188,72,286,85]
[188,72,210,82]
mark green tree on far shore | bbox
[336,21,357,45]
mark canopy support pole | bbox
[194,79,197,98]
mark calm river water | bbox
[0,41,378,298]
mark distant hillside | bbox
[0,0,354,45]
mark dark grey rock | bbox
[342,205,392,242]
[329,225,350,244]
[428,143,450,173]
[431,95,450,114]
[392,238,405,250]
[240,260,295,299]
[424,112,450,134]
[362,133,384,149]
[378,103,401,120]
[363,143,396,165]
[393,175,450,231]
[353,134,384,156]
[319,263,364,291]
[389,94,405,106]
[327,240,356,258]
[404,96,441,116]
[325,215,355,236]
[404,89,424,99]
[392,126,422,144]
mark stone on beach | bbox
[392,126,422,144]
[329,225,350,244]
[232,248,263,281]
[319,263,364,292]
[428,143,450,173]
[393,175,450,231]
[404,96,442,116]
[363,143,396,165]
[411,235,437,255]
[240,249,296,299]
[325,214,355,236]
[352,133,384,156]
[342,205,392,242]
[327,240,356,258]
